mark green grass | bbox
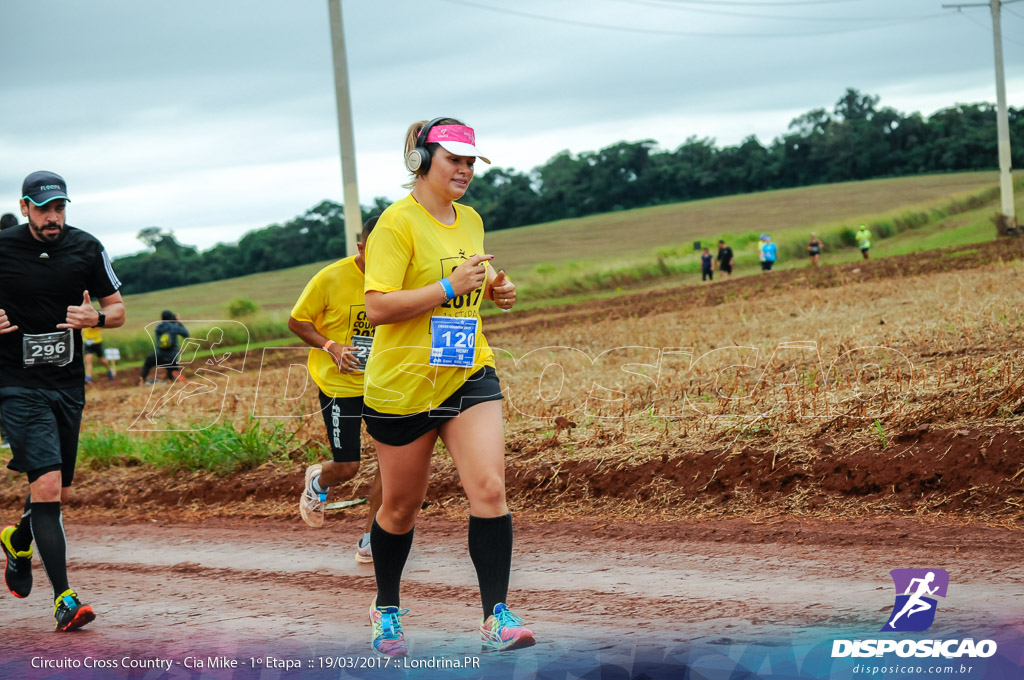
[77,419,312,475]
[106,170,1021,356]
[512,173,1023,292]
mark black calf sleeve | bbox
[370,519,414,608]
[468,513,513,619]
[30,502,69,600]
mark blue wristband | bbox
[439,277,455,301]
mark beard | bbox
[28,218,63,242]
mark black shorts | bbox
[860,247,870,254]
[719,263,732,273]
[318,392,364,463]
[84,342,104,357]
[761,261,774,271]
[363,366,503,447]
[0,385,85,485]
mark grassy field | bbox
[483,171,1011,269]
[46,239,1024,523]
[106,171,1020,363]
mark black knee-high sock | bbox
[371,519,414,608]
[29,502,69,600]
[8,495,33,552]
[468,513,513,619]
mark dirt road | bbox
[2,515,1021,679]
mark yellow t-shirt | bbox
[290,256,374,398]
[82,327,103,344]
[363,194,495,415]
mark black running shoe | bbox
[54,589,95,632]
[1,524,32,598]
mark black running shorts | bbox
[317,392,364,463]
[0,385,85,485]
[363,366,504,447]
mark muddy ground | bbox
[1,238,1023,679]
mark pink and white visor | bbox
[426,125,491,164]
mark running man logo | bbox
[882,568,949,632]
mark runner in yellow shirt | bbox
[855,224,872,260]
[81,327,114,383]
[289,217,382,563]
[361,117,533,657]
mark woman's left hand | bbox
[489,270,516,311]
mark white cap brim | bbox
[438,140,490,164]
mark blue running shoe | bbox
[480,603,535,652]
[369,597,409,657]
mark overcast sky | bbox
[2,0,1022,256]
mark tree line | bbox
[113,88,1023,294]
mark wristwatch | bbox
[94,310,106,328]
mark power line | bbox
[653,0,871,6]
[439,0,945,38]
[944,1,1018,228]
[606,0,944,23]
[951,7,1024,47]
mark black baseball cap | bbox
[22,170,70,206]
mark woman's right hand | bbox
[448,254,493,297]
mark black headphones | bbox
[404,117,449,175]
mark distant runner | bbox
[289,216,383,564]
[807,232,823,267]
[759,234,777,272]
[0,171,125,631]
[855,224,872,260]
[701,247,714,281]
[82,327,115,383]
[139,311,188,385]
[717,240,734,276]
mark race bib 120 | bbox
[429,316,478,368]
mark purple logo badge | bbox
[882,569,949,632]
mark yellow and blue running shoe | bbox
[480,603,535,652]
[54,588,95,632]
[369,597,409,657]
[1,525,32,598]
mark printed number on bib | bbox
[23,330,74,367]
[351,335,373,372]
[430,317,477,368]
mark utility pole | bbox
[328,0,363,253]
[943,0,1021,234]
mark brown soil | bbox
[2,240,1024,678]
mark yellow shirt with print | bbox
[363,194,495,415]
[82,328,103,344]
[291,256,374,398]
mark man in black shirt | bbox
[0,171,125,631]
[717,240,734,276]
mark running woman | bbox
[290,217,383,563]
[807,233,823,267]
[361,118,533,656]
[0,171,125,631]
